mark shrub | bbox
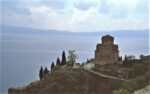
[113,71,150,93]
[113,89,129,94]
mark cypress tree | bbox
[51,62,55,71]
[39,66,43,80]
[44,67,49,76]
[125,55,127,61]
[56,57,60,65]
[61,51,66,65]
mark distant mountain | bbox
[1,24,149,38]
[1,25,72,36]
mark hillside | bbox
[8,60,150,94]
[8,66,122,94]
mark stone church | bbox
[95,35,119,65]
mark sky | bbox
[1,0,149,32]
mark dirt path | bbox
[84,68,126,81]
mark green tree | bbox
[82,63,84,66]
[44,67,49,75]
[126,55,135,60]
[67,50,78,66]
[56,57,61,65]
[39,66,44,80]
[61,51,66,66]
[124,55,135,61]
[124,55,127,61]
[51,62,55,71]
[139,54,144,59]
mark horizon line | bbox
[1,24,149,33]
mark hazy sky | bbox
[1,0,149,32]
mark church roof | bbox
[102,35,114,40]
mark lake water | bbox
[0,34,149,94]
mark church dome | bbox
[102,35,114,40]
